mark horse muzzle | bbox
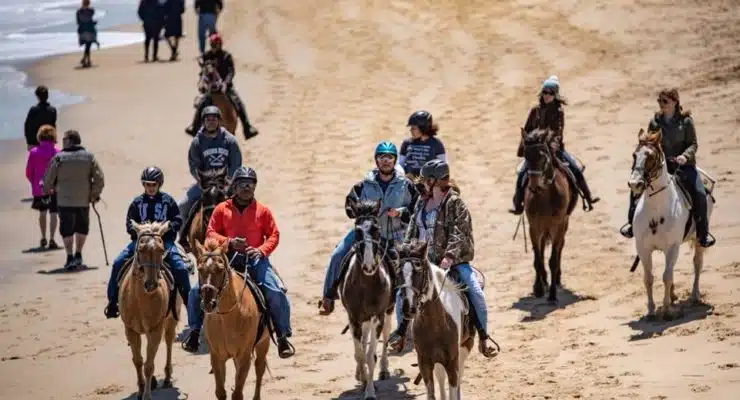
[144,280,159,292]
[628,178,645,195]
[201,298,218,313]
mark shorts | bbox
[58,206,90,237]
[31,195,58,213]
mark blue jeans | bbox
[322,229,355,299]
[188,255,292,337]
[177,183,201,221]
[197,13,217,54]
[108,241,192,310]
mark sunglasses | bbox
[376,154,395,161]
[542,90,555,96]
[142,182,158,188]
[657,97,671,104]
[234,180,256,189]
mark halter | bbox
[396,256,449,317]
[633,140,667,197]
[135,231,165,269]
[523,141,555,186]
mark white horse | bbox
[627,128,715,319]
[397,239,476,400]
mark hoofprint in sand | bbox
[1,1,739,399]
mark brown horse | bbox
[119,221,182,400]
[194,238,270,400]
[521,127,577,303]
[397,239,477,400]
[197,58,238,134]
[186,167,229,254]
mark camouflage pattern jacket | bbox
[404,188,474,266]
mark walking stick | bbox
[92,203,109,266]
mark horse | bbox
[520,127,578,303]
[186,167,229,253]
[196,58,238,135]
[397,239,475,400]
[338,198,394,400]
[118,221,182,400]
[193,237,270,400]
[627,127,715,319]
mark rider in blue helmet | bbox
[318,140,419,315]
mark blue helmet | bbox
[374,141,398,158]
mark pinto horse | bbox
[339,199,394,400]
[521,127,578,303]
[397,239,476,400]
[627,127,715,319]
[119,221,182,400]
[186,167,229,254]
[197,58,238,134]
[194,238,270,400]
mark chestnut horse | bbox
[194,238,270,400]
[197,58,238,135]
[187,167,229,253]
[521,127,578,303]
[119,221,182,400]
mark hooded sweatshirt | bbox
[25,140,59,197]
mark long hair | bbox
[657,88,691,118]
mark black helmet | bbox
[231,166,258,183]
[141,166,164,186]
[201,105,222,120]
[420,159,449,180]
[407,110,433,131]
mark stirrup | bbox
[619,223,633,239]
[698,233,716,248]
[278,337,296,359]
[479,334,501,358]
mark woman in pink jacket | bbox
[26,125,60,249]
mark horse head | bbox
[348,198,383,275]
[521,127,558,187]
[199,59,224,94]
[194,237,231,313]
[130,220,170,292]
[629,127,664,195]
[198,167,230,210]
[396,239,431,320]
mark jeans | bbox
[178,183,201,222]
[108,240,192,309]
[188,255,292,337]
[197,13,217,54]
[322,229,355,299]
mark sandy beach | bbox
[1,0,739,399]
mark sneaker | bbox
[40,238,48,249]
[63,254,76,270]
[73,252,83,267]
[48,239,60,250]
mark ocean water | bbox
[0,0,147,140]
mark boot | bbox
[619,194,637,238]
[388,319,410,354]
[104,302,119,319]
[236,104,258,140]
[694,196,716,248]
[318,298,334,315]
[509,169,527,215]
[277,335,295,358]
[478,330,501,358]
[572,166,600,211]
[185,108,201,136]
[182,328,200,352]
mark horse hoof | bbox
[150,376,157,390]
[163,379,173,388]
[379,370,390,380]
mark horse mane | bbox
[353,199,379,218]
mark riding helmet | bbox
[231,166,258,184]
[374,140,398,158]
[420,159,449,180]
[141,166,164,186]
[201,105,222,120]
[407,110,433,131]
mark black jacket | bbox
[24,102,57,146]
[125,192,182,242]
[202,49,235,86]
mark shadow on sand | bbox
[37,265,99,275]
[511,286,596,322]
[120,381,184,400]
[333,370,415,400]
[22,246,63,254]
[175,329,209,355]
[20,197,33,203]
[624,299,714,341]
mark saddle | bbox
[117,258,179,321]
[233,267,278,346]
[670,166,717,240]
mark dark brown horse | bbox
[196,58,238,134]
[521,127,577,302]
[186,168,229,254]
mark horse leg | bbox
[445,361,462,400]
[434,364,447,400]
[662,244,680,320]
[691,246,705,304]
[379,312,392,380]
[457,342,471,400]
[231,354,253,400]
[640,250,656,318]
[252,334,270,400]
[532,234,547,298]
[125,327,145,399]
[548,231,565,304]
[418,361,436,400]
[163,313,178,387]
[142,329,163,400]
[351,321,366,383]
[362,319,378,399]
[210,352,228,400]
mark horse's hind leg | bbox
[691,245,704,304]
[378,312,392,380]
[418,361,436,400]
[253,334,270,400]
[548,231,566,303]
[434,364,447,400]
[125,327,145,399]
[142,329,164,400]
[232,354,253,400]
[531,233,547,298]
[362,319,379,399]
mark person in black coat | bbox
[24,86,57,149]
[164,0,185,61]
[137,0,166,62]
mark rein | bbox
[396,256,450,319]
[633,142,667,197]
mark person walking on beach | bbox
[76,0,98,68]
[25,125,60,250]
[43,130,105,270]
[23,86,57,150]
[195,0,222,55]
[137,0,166,62]
[163,0,185,61]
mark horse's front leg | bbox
[210,352,228,400]
[640,249,656,318]
[124,327,145,399]
[362,319,378,399]
[142,328,163,400]
[351,321,366,383]
[662,244,681,320]
[418,361,436,400]
[531,233,547,298]
[548,233,565,304]
[434,364,447,400]
[379,312,392,380]
[691,246,705,304]
[231,353,253,400]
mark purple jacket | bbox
[26,141,59,197]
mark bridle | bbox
[523,140,556,187]
[632,140,666,197]
[352,215,389,271]
[197,251,245,315]
[135,231,165,270]
[396,255,449,318]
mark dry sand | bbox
[1,0,739,399]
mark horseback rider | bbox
[104,166,192,319]
[389,159,499,358]
[398,110,448,178]
[509,75,600,215]
[185,32,258,139]
[182,166,296,358]
[619,88,715,248]
[318,141,419,315]
[177,105,242,252]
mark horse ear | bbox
[637,128,645,138]
[374,199,382,214]
[158,220,170,235]
[652,127,662,143]
[418,240,428,256]
[193,239,204,258]
[130,220,142,235]
[520,127,526,138]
